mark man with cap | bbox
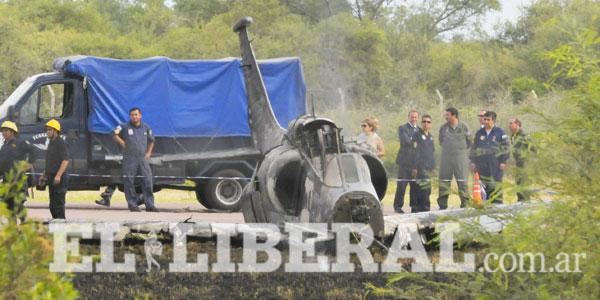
[0,121,35,220]
[470,111,509,204]
[39,119,69,219]
[113,107,159,212]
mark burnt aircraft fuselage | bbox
[233,17,387,237]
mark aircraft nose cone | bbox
[332,191,380,224]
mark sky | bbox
[482,0,533,34]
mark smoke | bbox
[305,16,362,136]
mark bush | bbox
[511,76,545,103]
[368,26,600,300]
[0,162,78,299]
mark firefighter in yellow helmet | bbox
[0,120,35,221]
[39,119,69,219]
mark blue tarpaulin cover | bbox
[63,56,306,137]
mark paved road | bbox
[25,201,404,222]
[26,201,246,223]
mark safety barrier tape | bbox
[24,172,252,181]
[21,172,484,183]
[20,173,484,184]
[394,178,469,182]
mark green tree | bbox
[0,4,67,98]
[307,13,393,109]
[0,163,78,299]
[499,0,600,85]
[368,25,600,299]
[120,0,176,40]
[6,0,111,33]
[161,0,309,59]
[426,41,521,104]
[173,0,235,27]
[350,0,394,21]
[398,0,500,39]
[280,0,351,23]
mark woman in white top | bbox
[357,117,385,158]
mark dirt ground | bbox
[38,181,478,299]
[73,237,394,300]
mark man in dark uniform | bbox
[0,121,35,220]
[438,107,471,209]
[94,184,144,207]
[393,110,420,213]
[40,119,69,219]
[508,118,533,201]
[113,107,159,212]
[408,115,435,213]
[95,184,117,207]
[470,111,509,204]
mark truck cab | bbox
[0,72,257,209]
[1,72,91,189]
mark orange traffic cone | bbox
[472,172,483,207]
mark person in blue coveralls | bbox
[113,107,159,212]
[470,111,509,204]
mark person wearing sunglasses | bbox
[357,117,385,158]
[407,115,435,212]
[470,111,509,204]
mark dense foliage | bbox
[0,0,594,105]
[367,21,600,300]
[1,0,598,168]
[0,163,78,299]
[0,1,598,297]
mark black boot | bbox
[95,197,111,207]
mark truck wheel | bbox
[197,169,246,211]
[194,182,211,208]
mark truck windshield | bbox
[0,77,35,118]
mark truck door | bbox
[14,75,88,188]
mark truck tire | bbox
[194,182,211,208]
[197,169,247,211]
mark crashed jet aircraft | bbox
[233,17,388,237]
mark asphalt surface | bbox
[25,201,403,222]
[25,201,245,223]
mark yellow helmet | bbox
[45,119,61,132]
[1,121,18,133]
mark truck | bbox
[0,55,306,211]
